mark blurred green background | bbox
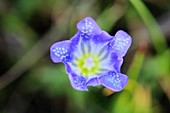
[0,0,170,113]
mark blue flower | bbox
[50,17,132,91]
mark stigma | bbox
[83,57,95,70]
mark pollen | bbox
[83,57,95,70]
[76,54,100,77]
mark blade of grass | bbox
[97,2,128,32]
[129,0,167,54]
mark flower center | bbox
[83,57,95,70]
[76,54,100,77]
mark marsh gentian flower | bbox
[50,17,132,91]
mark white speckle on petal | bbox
[80,18,94,36]
[106,72,122,89]
[55,53,60,57]
[62,47,65,50]
[52,49,56,52]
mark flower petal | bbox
[92,31,113,44]
[86,77,100,86]
[77,17,101,39]
[110,53,123,72]
[114,58,123,73]
[70,33,80,47]
[99,71,128,92]
[109,30,132,57]
[50,40,72,63]
[68,73,88,91]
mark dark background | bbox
[0,0,170,113]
